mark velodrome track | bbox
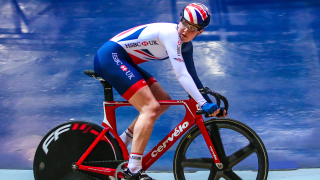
[1,169,320,180]
[1,0,320,177]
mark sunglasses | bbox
[180,18,201,32]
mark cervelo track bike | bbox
[33,70,269,180]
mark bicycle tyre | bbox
[33,121,124,180]
[173,118,268,180]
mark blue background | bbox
[0,0,319,171]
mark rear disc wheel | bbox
[33,121,123,180]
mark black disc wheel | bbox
[173,118,268,180]
[33,121,123,180]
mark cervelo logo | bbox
[124,40,159,48]
[42,124,71,154]
[112,53,135,80]
[151,122,189,157]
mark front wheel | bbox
[173,118,268,180]
[33,121,124,180]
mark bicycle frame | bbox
[74,98,223,178]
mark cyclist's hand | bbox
[201,103,219,116]
[217,107,228,118]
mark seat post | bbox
[100,81,113,101]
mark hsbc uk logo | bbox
[120,65,128,71]
[112,53,135,80]
[141,41,149,46]
[112,53,122,65]
[125,40,159,48]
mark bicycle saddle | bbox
[84,70,100,77]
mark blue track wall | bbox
[0,0,319,170]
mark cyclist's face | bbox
[178,21,204,42]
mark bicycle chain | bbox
[82,160,127,164]
[74,160,127,180]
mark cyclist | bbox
[93,3,227,180]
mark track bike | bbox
[33,70,269,180]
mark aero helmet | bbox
[180,3,211,29]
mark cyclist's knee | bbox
[141,101,161,120]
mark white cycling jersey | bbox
[110,23,206,106]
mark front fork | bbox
[196,118,223,169]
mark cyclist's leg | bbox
[126,82,171,133]
[124,68,167,156]
[125,81,171,154]
[150,82,171,115]
[94,42,161,174]
[138,66,172,114]
[120,81,170,149]
[126,67,171,133]
[94,41,162,132]
[128,86,160,153]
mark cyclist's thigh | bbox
[134,66,157,87]
[134,66,171,100]
[94,41,148,101]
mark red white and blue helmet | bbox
[180,3,211,29]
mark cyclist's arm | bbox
[182,42,213,103]
[159,28,207,107]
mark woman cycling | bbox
[93,3,227,179]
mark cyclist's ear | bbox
[198,29,205,35]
